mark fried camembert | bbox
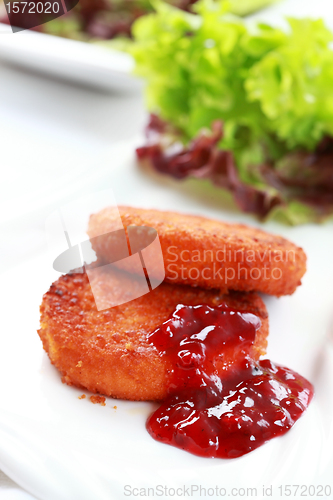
[39,207,306,401]
[88,206,306,296]
[39,265,268,401]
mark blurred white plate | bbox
[247,0,333,29]
[0,21,141,91]
[0,141,333,500]
[1,0,333,90]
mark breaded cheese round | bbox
[38,266,268,401]
[88,206,307,296]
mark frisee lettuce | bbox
[129,0,333,223]
[227,0,280,16]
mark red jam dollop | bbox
[147,304,314,459]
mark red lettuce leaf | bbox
[137,115,333,219]
[136,115,283,218]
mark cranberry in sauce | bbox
[147,304,314,459]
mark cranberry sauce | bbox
[147,304,314,459]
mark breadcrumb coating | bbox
[38,267,268,401]
[88,206,306,296]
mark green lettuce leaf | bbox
[228,0,280,16]
[129,0,333,223]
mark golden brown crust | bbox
[38,267,268,401]
[88,206,307,297]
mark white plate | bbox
[0,141,333,500]
[1,0,333,90]
[0,21,141,91]
[247,0,333,29]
